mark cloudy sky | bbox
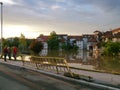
[1,0,120,38]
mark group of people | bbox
[3,46,17,61]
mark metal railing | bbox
[21,55,72,74]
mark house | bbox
[36,35,49,56]
[57,34,68,50]
[88,37,97,51]
[102,27,120,42]
[93,30,101,35]
[36,33,99,52]
[82,34,96,50]
[112,28,120,34]
[111,28,120,42]
[112,32,120,42]
[102,31,113,42]
[68,35,83,50]
[57,34,68,41]
[93,30,102,42]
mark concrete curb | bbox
[0,61,120,90]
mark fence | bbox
[21,55,72,74]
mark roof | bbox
[103,31,113,38]
[111,27,120,33]
[37,36,49,42]
[93,30,101,33]
[88,38,97,42]
[57,34,67,36]
[68,35,83,40]
[82,34,95,39]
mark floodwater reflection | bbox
[39,50,120,74]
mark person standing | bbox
[7,47,12,60]
[13,46,17,60]
[3,46,8,61]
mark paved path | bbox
[0,59,104,90]
[0,59,120,89]
[0,63,101,90]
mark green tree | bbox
[12,37,19,47]
[61,42,72,50]
[47,31,59,50]
[3,38,8,47]
[19,33,27,52]
[103,42,120,56]
[29,40,43,54]
[26,39,34,50]
[61,40,78,51]
[3,37,19,47]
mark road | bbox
[0,63,103,90]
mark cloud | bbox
[4,0,120,22]
[51,5,61,10]
[0,0,16,5]
[3,0,120,38]
[72,0,120,13]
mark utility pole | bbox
[0,2,3,55]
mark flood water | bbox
[16,49,120,74]
[38,50,120,74]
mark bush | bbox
[29,40,43,54]
[103,42,120,56]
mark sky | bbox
[0,0,120,38]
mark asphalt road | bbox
[0,63,102,90]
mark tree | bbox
[3,38,9,47]
[61,40,78,51]
[3,37,19,47]
[12,37,19,47]
[29,40,43,54]
[19,33,27,52]
[47,31,59,50]
[103,42,120,56]
[26,39,34,50]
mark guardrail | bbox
[21,55,72,74]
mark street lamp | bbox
[0,2,3,55]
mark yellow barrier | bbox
[21,55,72,74]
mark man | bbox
[3,46,8,61]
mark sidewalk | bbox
[69,63,120,86]
[0,59,120,89]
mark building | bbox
[82,34,97,50]
[112,28,120,34]
[68,35,83,50]
[36,35,49,56]
[102,31,113,42]
[36,33,99,51]
[111,28,120,42]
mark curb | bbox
[0,61,120,90]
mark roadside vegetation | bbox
[102,42,120,56]
[1,33,34,55]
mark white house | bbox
[82,34,96,50]
[68,36,83,50]
[36,35,49,56]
